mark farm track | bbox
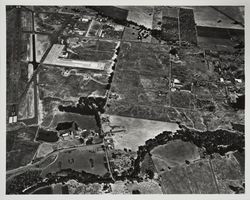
[208,159,220,194]
[210,6,244,28]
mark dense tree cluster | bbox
[7,170,43,194]
[131,127,244,178]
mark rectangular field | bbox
[103,115,179,151]
[179,8,197,44]
[41,146,108,177]
[7,126,39,170]
[106,41,173,122]
[43,44,106,70]
[160,159,218,194]
[38,65,108,101]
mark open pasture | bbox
[41,146,108,177]
[105,115,179,151]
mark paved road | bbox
[18,14,75,125]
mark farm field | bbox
[67,38,119,52]
[106,41,173,121]
[5,6,245,195]
[38,96,75,128]
[90,6,128,21]
[170,91,196,109]
[197,36,236,52]
[47,112,98,131]
[18,81,35,120]
[107,102,175,123]
[38,65,107,102]
[20,33,32,62]
[35,142,55,158]
[7,8,32,105]
[35,128,59,143]
[211,154,244,193]
[119,6,154,29]
[18,62,29,98]
[161,16,179,43]
[152,6,163,30]
[179,8,197,44]
[160,159,218,194]
[151,140,200,170]
[122,25,141,42]
[21,10,33,31]
[191,6,244,29]
[35,154,58,169]
[41,145,108,177]
[69,49,114,61]
[160,7,179,43]
[6,125,40,170]
[171,46,211,84]
[102,115,179,151]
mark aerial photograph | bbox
[5,5,245,194]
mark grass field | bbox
[152,6,163,30]
[69,49,114,61]
[197,36,235,52]
[38,65,107,102]
[160,159,218,194]
[211,154,244,193]
[20,33,32,62]
[90,6,128,21]
[7,8,30,105]
[192,6,244,30]
[6,125,40,170]
[106,101,179,123]
[21,10,33,31]
[179,8,197,44]
[18,81,35,120]
[39,96,75,128]
[171,47,211,84]
[119,6,154,29]
[35,142,55,158]
[151,140,199,170]
[35,154,57,169]
[41,145,108,177]
[35,34,51,62]
[170,91,196,109]
[106,41,173,122]
[47,112,98,131]
[68,38,118,52]
[161,15,179,43]
[104,115,179,151]
[122,26,140,41]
